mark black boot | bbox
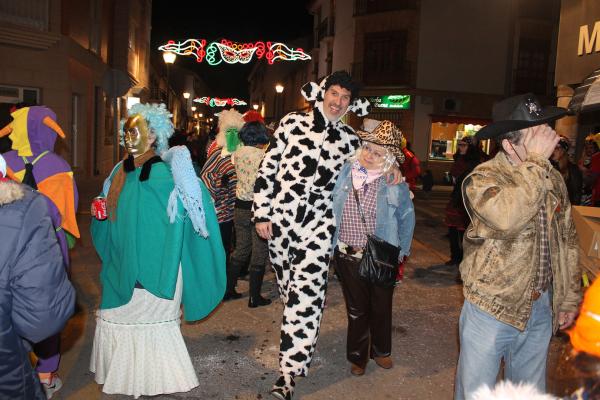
[248,266,271,308]
[223,260,243,301]
[270,375,294,400]
[238,263,249,280]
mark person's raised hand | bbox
[522,124,560,160]
[385,165,404,185]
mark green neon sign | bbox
[367,95,411,109]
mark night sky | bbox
[151,1,313,100]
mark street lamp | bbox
[199,113,203,118]
[275,84,284,94]
[191,106,197,112]
[253,103,259,110]
[183,92,190,99]
[162,52,176,110]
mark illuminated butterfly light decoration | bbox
[194,97,247,107]
[158,38,311,65]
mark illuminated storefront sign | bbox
[367,95,410,109]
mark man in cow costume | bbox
[254,71,400,399]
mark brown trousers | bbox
[334,249,395,367]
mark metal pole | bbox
[166,65,170,111]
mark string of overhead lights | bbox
[193,97,248,107]
[158,38,310,65]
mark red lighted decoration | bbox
[193,97,247,107]
[159,38,310,65]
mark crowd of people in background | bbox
[1,72,600,400]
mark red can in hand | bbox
[91,196,107,220]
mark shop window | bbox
[428,121,487,161]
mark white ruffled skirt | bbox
[90,269,199,398]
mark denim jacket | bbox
[331,162,416,259]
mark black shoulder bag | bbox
[352,188,400,288]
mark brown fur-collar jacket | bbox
[460,151,581,331]
[0,179,25,205]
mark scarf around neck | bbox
[106,149,157,220]
[351,160,383,190]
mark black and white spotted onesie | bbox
[252,76,370,378]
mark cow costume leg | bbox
[252,71,371,400]
[277,196,335,377]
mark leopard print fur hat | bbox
[357,119,406,163]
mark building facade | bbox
[256,0,560,182]
[555,0,600,158]
[0,0,152,177]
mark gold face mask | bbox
[123,114,151,156]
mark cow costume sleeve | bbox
[252,116,290,223]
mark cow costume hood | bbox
[301,74,370,128]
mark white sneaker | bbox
[40,374,63,399]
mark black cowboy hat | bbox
[476,93,568,140]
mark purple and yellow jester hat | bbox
[0,106,66,157]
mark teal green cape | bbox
[91,162,226,322]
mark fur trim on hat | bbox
[357,120,406,163]
[0,180,25,205]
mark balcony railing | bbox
[150,86,167,103]
[315,17,335,44]
[351,61,412,86]
[354,0,417,15]
[0,0,49,31]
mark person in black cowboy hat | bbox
[454,93,582,399]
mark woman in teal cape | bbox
[89,103,226,398]
[91,159,226,322]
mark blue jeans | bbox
[454,291,552,400]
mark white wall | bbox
[417,0,512,94]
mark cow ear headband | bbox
[301,81,371,117]
[348,98,370,117]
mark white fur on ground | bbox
[472,381,557,400]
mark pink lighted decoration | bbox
[159,38,310,65]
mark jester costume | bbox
[0,105,79,387]
[0,106,79,264]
